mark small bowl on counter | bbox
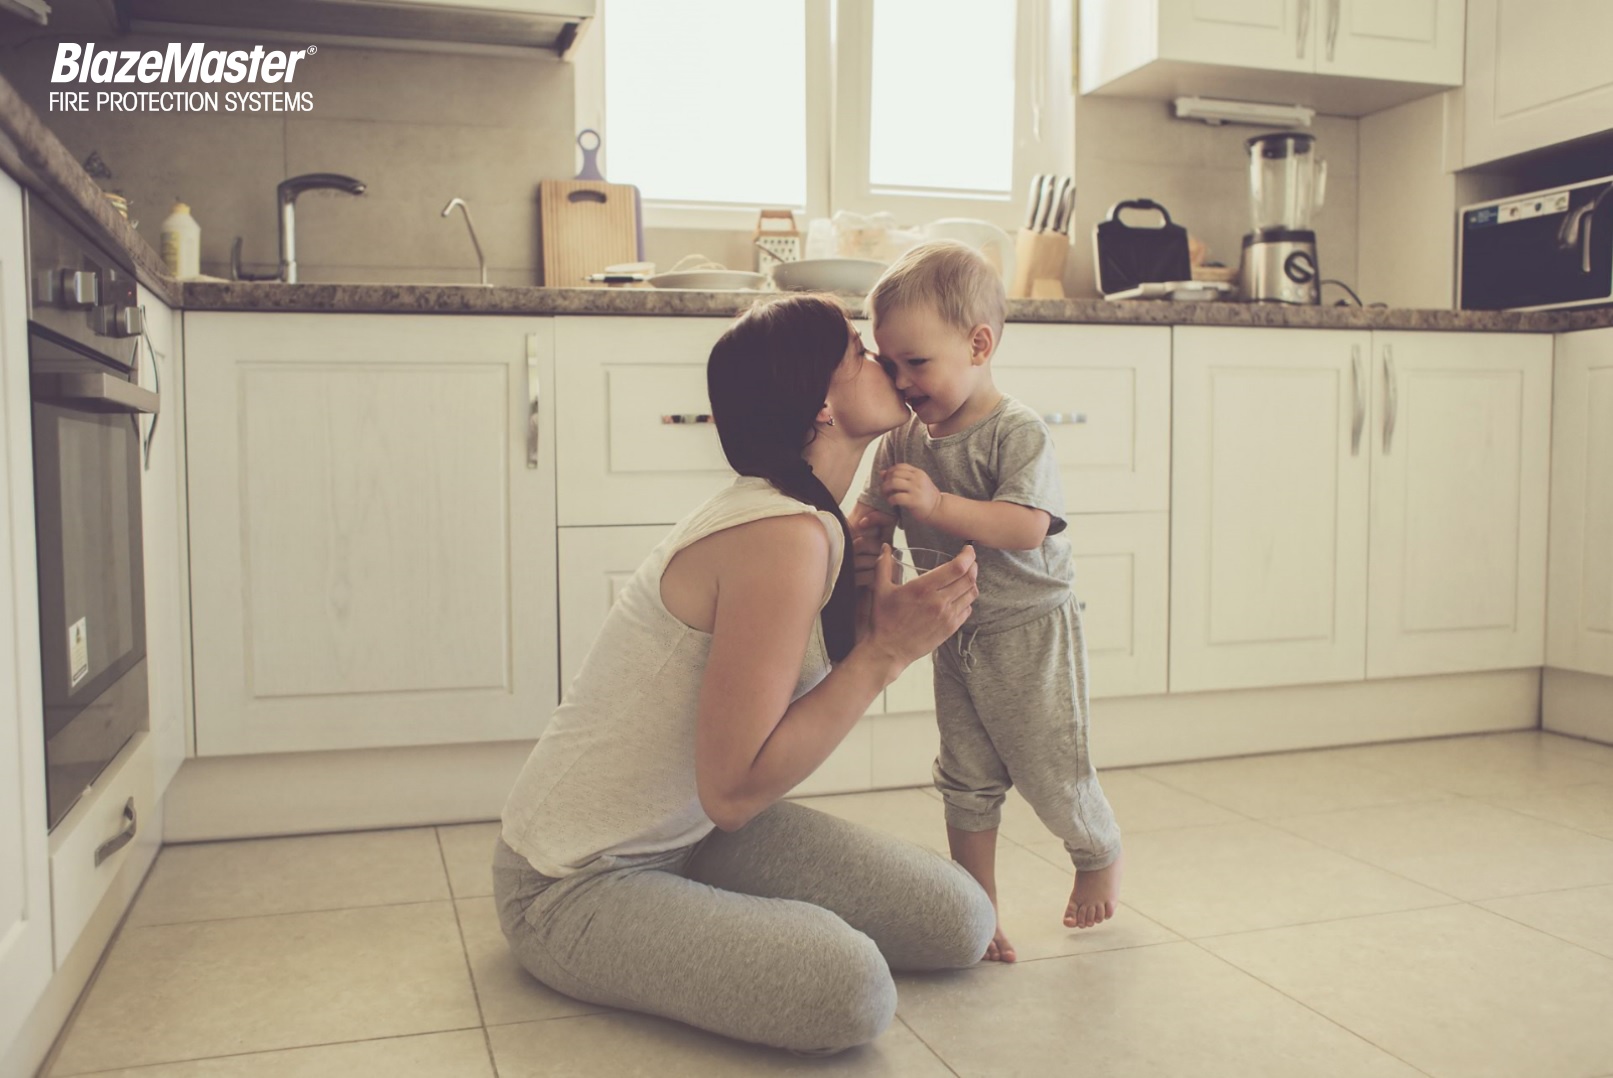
[769,257,886,295]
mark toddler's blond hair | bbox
[867,240,1006,340]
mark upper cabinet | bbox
[1460,0,1613,167]
[1080,0,1465,116]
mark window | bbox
[586,0,1072,231]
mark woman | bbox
[494,294,993,1054]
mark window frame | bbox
[578,0,1071,233]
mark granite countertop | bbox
[179,280,1613,332]
[5,71,1611,334]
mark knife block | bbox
[1009,229,1069,299]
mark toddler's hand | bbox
[881,465,942,524]
[848,505,897,588]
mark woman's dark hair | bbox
[707,294,857,661]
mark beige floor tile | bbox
[60,1030,495,1077]
[127,828,449,926]
[1477,781,1613,840]
[455,897,609,1027]
[1084,769,1248,832]
[896,942,1422,1078]
[1275,797,1613,900]
[1327,731,1613,797]
[986,844,1180,961]
[51,903,480,1075]
[1073,820,1451,939]
[794,789,952,852]
[487,1011,954,1076]
[1139,749,1451,819]
[1539,732,1613,766]
[438,821,501,898]
[1202,904,1613,1078]
[1479,884,1613,960]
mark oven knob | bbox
[56,269,99,308]
[91,304,144,338]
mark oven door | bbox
[30,325,156,829]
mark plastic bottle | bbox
[160,201,200,279]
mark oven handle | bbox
[34,372,160,415]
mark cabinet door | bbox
[1318,0,1463,84]
[554,317,735,527]
[994,325,1171,513]
[0,169,52,1051]
[187,314,558,754]
[1073,512,1170,698]
[1367,332,1551,677]
[1159,0,1314,72]
[138,288,188,796]
[1548,329,1613,677]
[1171,327,1372,692]
[1463,0,1613,167]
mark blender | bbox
[1239,132,1326,304]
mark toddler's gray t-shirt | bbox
[858,395,1073,633]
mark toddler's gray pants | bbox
[932,595,1123,871]
[493,799,994,1054]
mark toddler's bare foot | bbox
[984,920,1017,963]
[1064,848,1125,929]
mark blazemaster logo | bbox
[48,42,318,113]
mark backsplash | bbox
[0,32,576,285]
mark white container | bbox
[160,201,200,279]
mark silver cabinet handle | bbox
[525,333,542,470]
[94,798,138,867]
[1350,344,1365,456]
[1382,344,1398,455]
[34,372,160,415]
[661,414,714,424]
[1042,412,1087,425]
[1326,0,1341,60]
[1297,0,1313,58]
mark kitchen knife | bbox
[1047,176,1071,233]
[1053,178,1076,234]
[1033,176,1057,232]
[1025,174,1047,231]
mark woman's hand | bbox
[866,542,978,667]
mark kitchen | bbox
[2,0,1612,1074]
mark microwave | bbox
[1459,175,1613,311]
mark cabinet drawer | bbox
[1072,512,1170,697]
[995,324,1171,513]
[49,735,156,966]
[555,318,736,526]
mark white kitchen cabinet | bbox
[554,317,735,527]
[1081,0,1463,115]
[1366,332,1551,677]
[1461,0,1613,167]
[1548,328,1613,676]
[1171,327,1373,691]
[137,285,189,795]
[185,314,558,754]
[0,168,53,1054]
[994,324,1171,513]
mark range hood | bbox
[122,0,595,58]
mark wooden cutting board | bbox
[539,180,641,288]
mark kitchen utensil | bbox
[1093,199,1191,296]
[1240,132,1324,305]
[1048,177,1074,233]
[753,209,801,271]
[921,218,1016,285]
[770,257,886,294]
[648,270,767,290]
[1024,174,1047,230]
[539,130,645,287]
[1033,176,1058,231]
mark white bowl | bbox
[770,258,887,295]
[648,270,767,290]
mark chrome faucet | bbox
[230,172,368,282]
[441,197,489,285]
[278,173,366,283]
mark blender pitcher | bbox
[1240,132,1326,304]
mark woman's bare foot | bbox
[984,919,1017,962]
[1064,848,1125,929]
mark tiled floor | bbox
[43,731,1613,1077]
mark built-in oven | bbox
[26,194,157,830]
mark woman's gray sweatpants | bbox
[933,595,1123,871]
[492,800,995,1054]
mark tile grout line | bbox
[892,1013,963,1078]
[435,828,492,1033]
[55,1028,489,1077]
[1465,897,1613,963]
[1185,937,1440,1078]
[126,893,486,931]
